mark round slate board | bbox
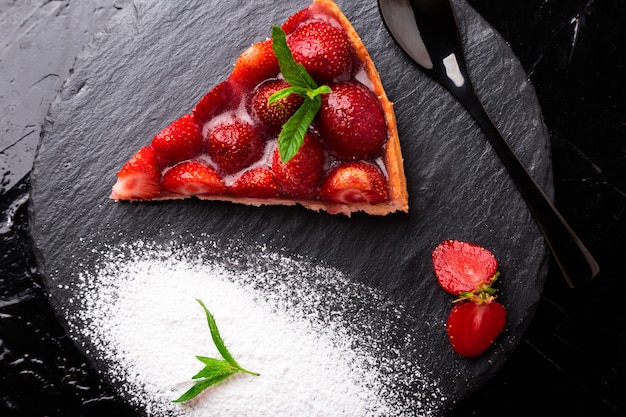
[29,0,551,414]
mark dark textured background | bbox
[1,0,624,416]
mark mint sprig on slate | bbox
[270,25,331,163]
[173,299,259,403]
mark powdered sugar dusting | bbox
[61,239,444,416]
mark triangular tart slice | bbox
[110,0,408,216]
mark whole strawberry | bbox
[320,161,389,204]
[231,39,280,89]
[287,21,352,83]
[230,166,280,199]
[251,79,304,130]
[151,114,203,167]
[446,297,506,357]
[194,81,239,124]
[272,132,324,198]
[206,119,265,175]
[161,161,226,196]
[316,81,386,160]
[280,8,311,34]
[432,240,499,296]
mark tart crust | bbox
[310,0,408,215]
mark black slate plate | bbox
[29,0,552,415]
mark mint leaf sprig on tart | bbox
[270,25,332,162]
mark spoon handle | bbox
[411,0,599,287]
[460,90,599,287]
[380,0,599,286]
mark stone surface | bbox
[27,0,551,415]
[0,0,130,192]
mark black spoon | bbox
[378,0,599,287]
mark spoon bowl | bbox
[378,0,599,287]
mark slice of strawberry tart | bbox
[110,0,408,216]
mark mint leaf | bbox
[278,96,321,162]
[173,300,259,403]
[271,26,317,89]
[172,370,238,403]
[192,357,236,379]
[196,299,259,375]
[269,25,332,163]
[307,85,332,100]
[268,86,308,104]
[197,299,241,369]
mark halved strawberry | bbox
[432,240,499,296]
[151,114,203,167]
[272,132,324,198]
[446,298,506,357]
[320,161,389,204]
[287,21,352,83]
[251,79,304,130]
[205,119,265,175]
[230,166,280,198]
[161,161,226,196]
[230,40,280,89]
[110,146,161,200]
[316,81,386,160]
[193,80,239,124]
